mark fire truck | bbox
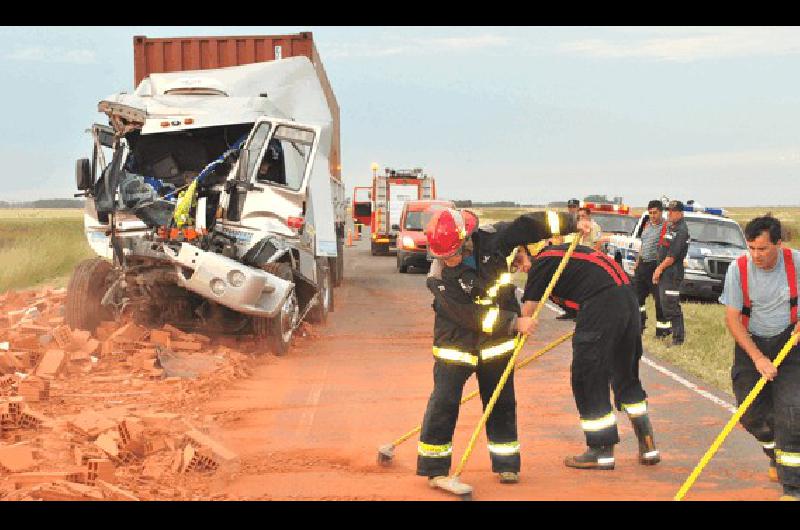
[351,186,372,232]
[369,167,436,256]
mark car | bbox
[605,209,747,300]
[395,199,455,273]
[591,212,639,252]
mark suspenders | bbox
[738,248,798,328]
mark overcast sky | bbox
[1,26,799,206]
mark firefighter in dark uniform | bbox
[416,208,536,485]
[516,242,661,470]
[652,200,690,346]
[634,200,671,337]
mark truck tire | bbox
[334,237,344,287]
[307,261,332,324]
[252,262,298,356]
[397,252,408,273]
[371,241,379,256]
[64,257,113,335]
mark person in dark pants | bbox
[653,200,690,346]
[634,200,670,337]
[720,215,800,501]
[416,208,536,486]
[515,243,660,470]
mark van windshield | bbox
[405,211,424,230]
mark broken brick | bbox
[68,410,117,439]
[183,429,239,472]
[52,325,73,349]
[0,445,37,472]
[96,479,139,501]
[86,458,115,486]
[149,330,171,349]
[34,349,65,379]
[17,376,50,402]
[171,341,203,351]
[10,470,86,488]
[94,432,120,459]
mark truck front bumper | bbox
[162,242,293,318]
[680,272,723,300]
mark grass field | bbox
[0,209,93,293]
[481,206,800,395]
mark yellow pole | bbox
[387,331,575,449]
[453,233,582,478]
[674,330,800,501]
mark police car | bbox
[605,203,748,300]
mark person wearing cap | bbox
[719,215,800,501]
[416,208,537,485]
[567,198,580,220]
[634,200,671,338]
[652,200,690,346]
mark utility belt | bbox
[432,337,520,367]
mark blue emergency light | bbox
[683,205,725,216]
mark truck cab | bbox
[605,207,747,299]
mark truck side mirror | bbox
[76,158,92,190]
[237,150,249,181]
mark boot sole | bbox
[639,456,661,466]
[564,459,615,470]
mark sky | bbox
[1,26,799,206]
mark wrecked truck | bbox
[67,34,346,355]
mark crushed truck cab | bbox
[68,34,344,356]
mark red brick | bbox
[68,410,117,439]
[149,330,171,348]
[52,325,73,349]
[171,341,203,351]
[93,432,120,459]
[34,349,65,379]
[0,445,37,472]
[184,429,239,471]
[86,458,116,485]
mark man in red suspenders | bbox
[515,243,660,470]
[720,215,800,501]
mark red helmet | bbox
[425,208,477,258]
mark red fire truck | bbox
[370,167,436,256]
[352,186,372,232]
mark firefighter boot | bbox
[630,413,661,465]
[564,445,615,470]
[654,322,672,339]
[780,486,800,501]
[763,446,779,483]
[669,315,685,347]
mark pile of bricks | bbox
[0,286,256,501]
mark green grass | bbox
[0,209,94,293]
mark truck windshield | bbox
[592,214,638,234]
[685,219,746,248]
[404,211,424,230]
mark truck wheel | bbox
[307,262,332,324]
[334,238,344,287]
[397,253,408,273]
[65,257,114,335]
[253,262,298,356]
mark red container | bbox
[132,32,341,180]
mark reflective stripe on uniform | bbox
[581,412,616,432]
[480,339,517,360]
[763,441,776,450]
[432,347,478,367]
[486,273,512,299]
[639,306,647,313]
[418,441,453,458]
[547,210,561,235]
[482,307,500,333]
[664,290,680,296]
[487,441,521,456]
[776,450,800,467]
[475,297,494,305]
[656,321,672,329]
[622,401,648,416]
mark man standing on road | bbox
[515,241,661,470]
[719,215,800,501]
[652,200,690,347]
[417,208,536,486]
[635,200,671,338]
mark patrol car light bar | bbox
[682,205,725,216]
[583,202,630,215]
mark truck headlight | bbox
[684,258,705,272]
[228,270,246,287]
[401,236,416,250]
[210,278,226,296]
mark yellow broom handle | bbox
[674,330,800,501]
[389,331,575,448]
[454,234,582,477]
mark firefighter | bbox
[516,241,661,470]
[652,200,690,346]
[634,200,670,338]
[417,208,536,484]
[719,215,800,501]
